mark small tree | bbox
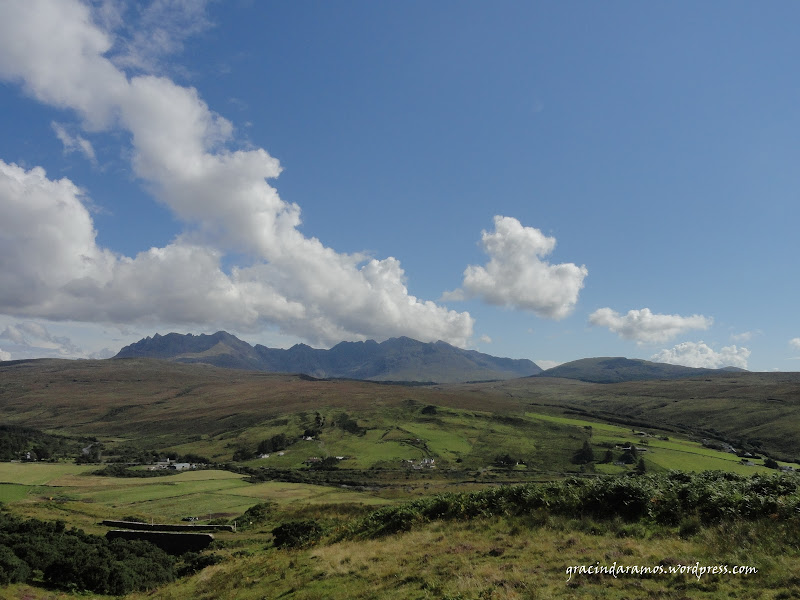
[619,442,638,465]
[572,441,595,465]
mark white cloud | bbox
[479,334,492,344]
[0,348,11,361]
[790,338,800,351]
[0,160,472,346]
[730,331,754,342]
[51,121,97,164]
[1,321,83,357]
[651,341,750,370]
[0,0,474,348]
[445,216,587,319]
[88,347,115,359]
[105,0,213,75]
[0,160,117,312]
[589,307,712,344]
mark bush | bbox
[237,502,276,530]
[232,447,255,461]
[343,471,800,541]
[0,545,30,586]
[272,520,323,548]
[177,551,223,576]
[0,512,175,594]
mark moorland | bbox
[1,356,800,599]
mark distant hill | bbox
[114,332,542,383]
[536,356,745,383]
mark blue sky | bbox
[0,0,798,371]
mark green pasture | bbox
[0,462,95,485]
[0,483,36,503]
[0,464,393,526]
[324,428,425,467]
[161,404,607,471]
[526,411,799,474]
[394,422,472,459]
[225,480,391,506]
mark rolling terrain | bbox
[533,356,746,383]
[1,357,799,467]
[3,358,800,599]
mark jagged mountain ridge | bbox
[114,331,542,383]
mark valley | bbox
[1,356,799,598]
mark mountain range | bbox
[114,331,748,384]
[114,331,542,383]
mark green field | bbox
[0,465,390,528]
[526,412,797,474]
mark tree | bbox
[619,442,638,465]
[572,441,595,465]
[232,447,254,461]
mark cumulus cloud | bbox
[445,216,588,319]
[790,338,800,351]
[651,341,750,370]
[0,160,117,312]
[0,0,474,347]
[0,348,11,361]
[589,307,712,344]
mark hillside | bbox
[458,371,800,460]
[536,356,744,383]
[114,332,542,383]
[3,358,800,463]
[2,360,800,599]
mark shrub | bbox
[177,551,223,576]
[237,502,276,530]
[272,520,323,548]
[0,512,175,594]
[0,545,30,585]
